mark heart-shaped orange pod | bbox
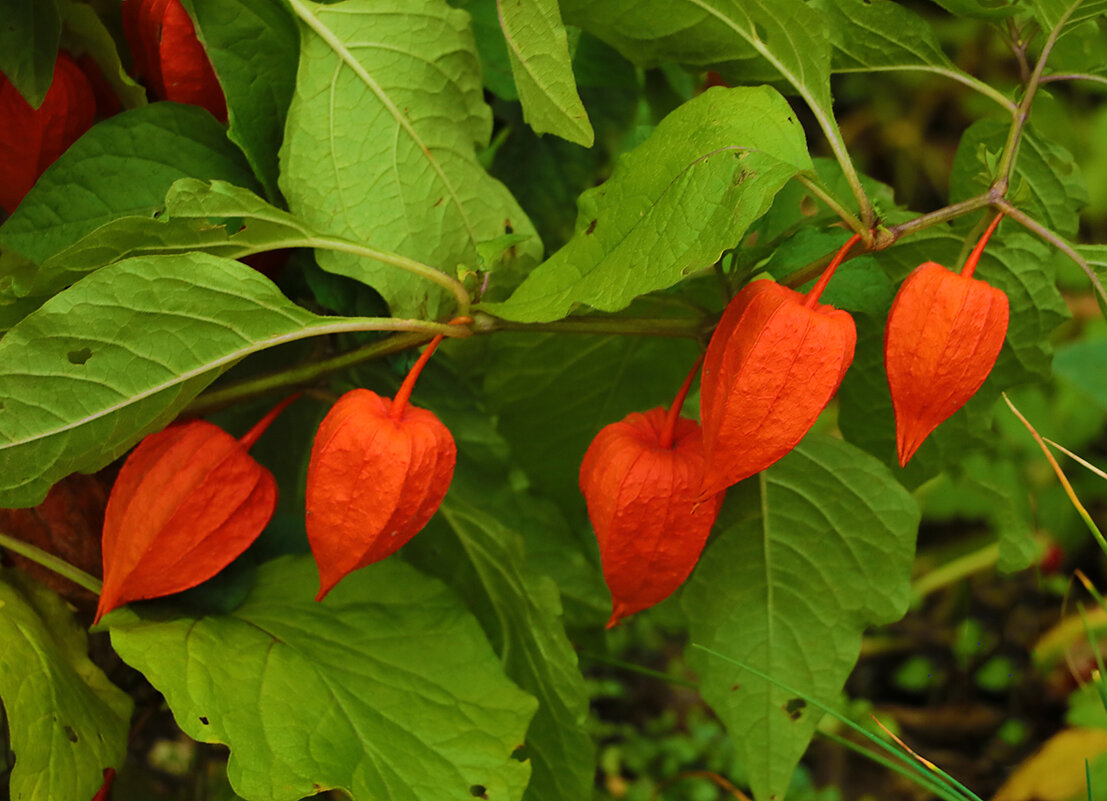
[306,333,459,600]
[122,0,227,122]
[0,51,96,212]
[885,214,1009,466]
[699,235,861,498]
[580,362,723,627]
[94,396,295,623]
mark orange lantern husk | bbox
[95,396,295,623]
[698,235,861,498]
[885,213,1009,466]
[580,360,723,628]
[305,324,469,600]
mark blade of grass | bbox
[691,643,983,801]
[1003,393,1107,555]
[1045,438,1107,481]
[817,730,968,801]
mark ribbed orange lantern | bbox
[95,397,294,624]
[885,214,1009,466]
[580,362,723,627]
[698,235,860,498]
[122,0,227,122]
[306,332,459,600]
[0,51,96,212]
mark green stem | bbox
[992,1,1078,193]
[995,199,1107,306]
[577,649,699,690]
[469,312,709,339]
[885,194,994,242]
[1040,73,1107,88]
[834,67,1016,113]
[910,543,1000,603]
[0,530,103,595]
[298,236,471,317]
[794,174,868,240]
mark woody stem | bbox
[803,233,864,308]
[959,212,1004,279]
[659,356,704,450]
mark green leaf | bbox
[456,0,520,99]
[498,0,594,146]
[1079,244,1107,318]
[59,1,148,111]
[0,0,60,108]
[811,0,1010,108]
[928,0,1018,18]
[182,0,299,201]
[684,435,919,801]
[12,180,315,298]
[0,252,417,508]
[1055,337,1107,408]
[481,86,811,322]
[490,33,639,250]
[0,571,132,801]
[0,103,260,265]
[408,472,595,801]
[950,119,1088,240]
[280,0,541,318]
[483,332,700,504]
[958,455,1038,573]
[106,555,536,801]
[1029,0,1107,38]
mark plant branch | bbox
[1039,73,1107,88]
[795,174,868,239]
[469,312,710,339]
[995,198,1107,306]
[993,1,1079,193]
[885,194,995,241]
[0,530,103,595]
[835,66,1016,113]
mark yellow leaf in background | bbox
[993,728,1107,801]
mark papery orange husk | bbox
[121,0,227,122]
[699,279,856,497]
[0,51,96,212]
[580,407,723,628]
[305,388,456,600]
[94,397,294,623]
[884,263,1009,466]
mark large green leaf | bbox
[106,555,536,801]
[950,119,1088,240]
[483,332,700,504]
[558,0,847,186]
[812,0,1009,108]
[0,103,260,265]
[0,252,450,508]
[407,472,595,801]
[10,180,316,298]
[280,0,541,318]
[0,0,60,108]
[0,571,132,801]
[59,1,148,111]
[684,435,919,801]
[183,0,299,201]
[481,86,811,322]
[928,0,1019,19]
[1029,0,1107,37]
[499,0,594,146]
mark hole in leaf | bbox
[469,785,488,798]
[511,744,529,762]
[784,698,806,721]
[585,219,597,235]
[64,725,78,742]
[67,348,92,365]
[730,683,741,692]
[199,716,210,725]
[752,21,768,42]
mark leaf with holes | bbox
[0,252,437,508]
[481,86,811,322]
[279,0,541,318]
[106,555,536,801]
[0,570,132,801]
[684,435,918,801]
